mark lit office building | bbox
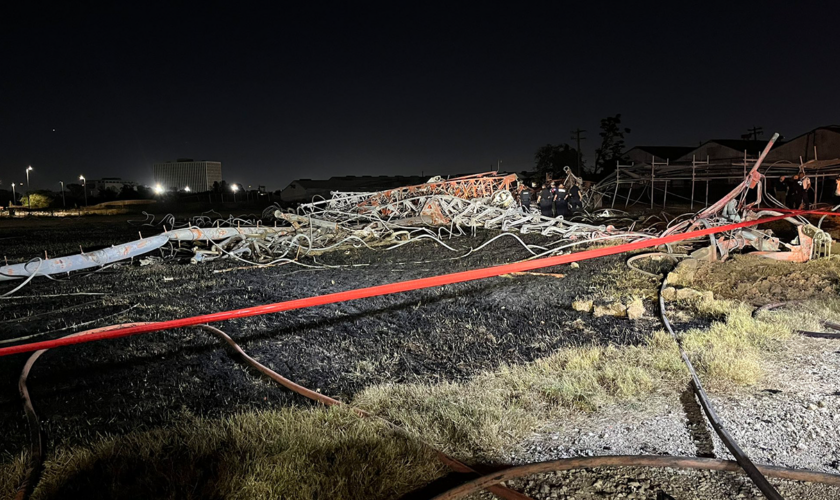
[152,159,222,192]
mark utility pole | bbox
[25,166,33,209]
[80,175,88,206]
[746,126,763,141]
[571,128,586,176]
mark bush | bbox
[19,192,54,209]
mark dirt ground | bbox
[0,215,658,455]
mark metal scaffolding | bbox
[595,150,840,210]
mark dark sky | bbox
[2,1,839,191]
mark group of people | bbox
[517,180,582,218]
[771,174,840,209]
[772,174,840,210]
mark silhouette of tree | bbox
[534,143,580,181]
[593,114,631,177]
[66,183,85,201]
[98,187,119,202]
[136,185,153,199]
[119,185,139,200]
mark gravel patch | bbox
[488,331,840,499]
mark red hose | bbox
[0,213,805,357]
[769,208,840,217]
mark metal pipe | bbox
[430,456,840,500]
[0,227,289,281]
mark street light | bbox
[59,181,66,208]
[231,183,239,203]
[25,166,33,208]
[11,183,16,206]
[79,175,87,206]
[184,186,191,192]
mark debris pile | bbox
[282,172,654,241]
[1,133,837,298]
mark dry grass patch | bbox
[679,299,792,389]
[0,452,27,500]
[753,297,840,333]
[355,331,685,461]
[2,406,443,500]
[356,297,799,462]
[591,258,661,301]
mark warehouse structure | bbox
[605,126,840,209]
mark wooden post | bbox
[814,173,819,204]
[650,157,655,209]
[705,180,709,207]
[625,185,632,207]
[663,180,669,207]
[691,156,696,210]
[743,150,747,179]
[612,164,620,209]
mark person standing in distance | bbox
[834,175,840,206]
[537,183,553,217]
[800,175,812,210]
[789,174,803,209]
[567,180,583,212]
[774,176,787,207]
[554,182,568,218]
[518,183,532,213]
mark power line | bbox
[571,128,586,176]
[742,126,764,141]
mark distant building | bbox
[89,177,138,196]
[623,146,695,165]
[153,159,222,192]
[765,126,840,164]
[623,126,840,166]
[674,139,769,163]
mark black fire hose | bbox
[754,301,840,339]
[658,277,783,500]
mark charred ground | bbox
[0,216,661,454]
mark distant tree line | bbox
[534,114,630,181]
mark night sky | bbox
[2,2,839,192]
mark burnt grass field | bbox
[0,215,664,456]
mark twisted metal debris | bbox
[1,133,836,298]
